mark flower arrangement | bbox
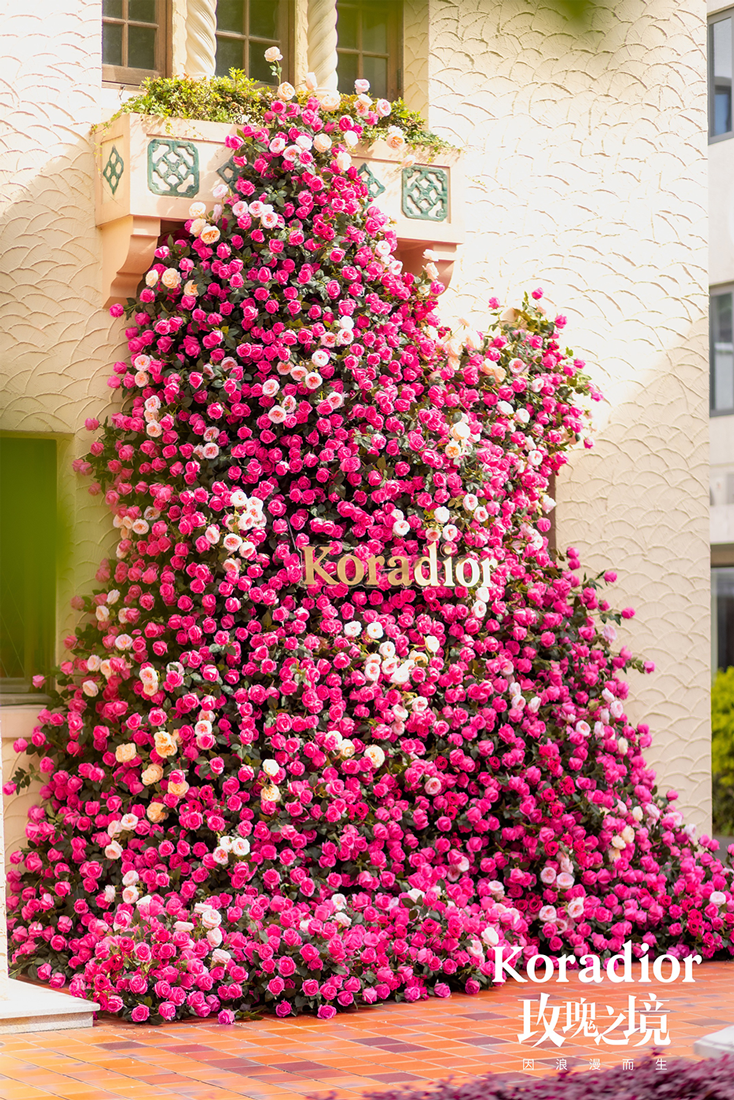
[6,65,734,1024]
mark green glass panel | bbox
[103,21,124,66]
[103,0,123,17]
[250,0,278,39]
[337,51,359,93]
[129,0,156,23]
[128,23,157,69]
[336,3,358,49]
[216,35,244,76]
[217,0,245,34]
[362,4,388,53]
[249,41,275,83]
[363,54,387,98]
[0,437,57,687]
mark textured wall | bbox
[425,0,711,832]
[0,3,127,851]
[0,2,125,639]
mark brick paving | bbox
[0,960,733,1100]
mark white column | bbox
[186,0,218,79]
[308,0,339,91]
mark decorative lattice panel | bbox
[147,138,200,198]
[216,155,239,187]
[357,162,386,201]
[401,166,449,222]
[102,145,124,196]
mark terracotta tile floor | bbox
[1,960,733,1100]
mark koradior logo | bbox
[301,542,493,589]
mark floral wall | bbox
[0,0,711,853]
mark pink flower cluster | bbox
[7,79,734,1023]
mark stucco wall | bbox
[0,3,129,851]
[421,0,711,832]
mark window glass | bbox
[713,567,734,671]
[217,0,244,34]
[103,21,124,65]
[337,4,359,50]
[102,0,166,83]
[217,37,244,76]
[362,5,388,53]
[711,16,733,137]
[215,0,288,81]
[712,292,734,412]
[129,0,156,20]
[336,0,402,100]
[0,438,57,694]
[250,0,278,40]
[128,23,157,70]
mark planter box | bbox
[94,114,464,304]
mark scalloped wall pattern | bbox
[421,0,711,832]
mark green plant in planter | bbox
[113,71,455,159]
[713,667,734,835]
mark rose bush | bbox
[6,70,734,1023]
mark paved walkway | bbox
[0,960,733,1100]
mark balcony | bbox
[94,113,464,305]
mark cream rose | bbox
[154,731,178,757]
[161,268,181,289]
[199,224,221,245]
[141,764,163,786]
[319,90,341,111]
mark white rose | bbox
[319,90,341,111]
[364,745,385,768]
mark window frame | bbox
[0,434,58,702]
[710,284,734,416]
[215,0,294,84]
[709,7,734,143]
[336,0,403,102]
[102,0,171,87]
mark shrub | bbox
[349,1054,734,1099]
[713,668,734,835]
[113,70,453,157]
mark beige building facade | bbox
[0,0,712,870]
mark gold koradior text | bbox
[301,543,493,588]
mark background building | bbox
[709,1,734,683]
[0,0,712,859]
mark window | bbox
[0,438,57,697]
[713,567,734,671]
[710,11,734,140]
[336,0,403,101]
[102,0,169,85]
[711,289,734,414]
[215,0,292,83]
